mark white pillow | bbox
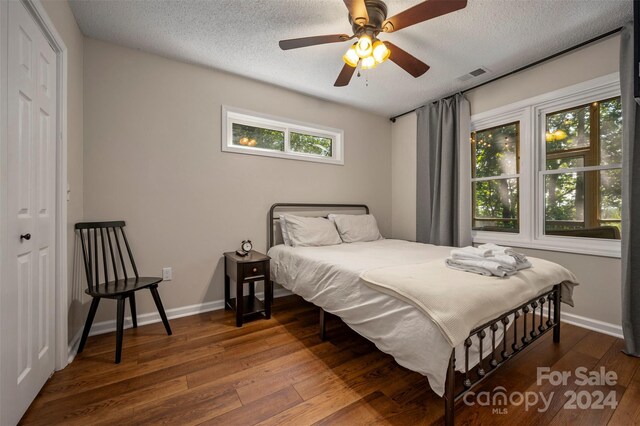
[279,215,292,246]
[328,214,383,243]
[282,214,342,247]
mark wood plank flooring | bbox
[20,296,640,425]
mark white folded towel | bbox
[446,244,531,277]
[478,243,528,265]
[445,258,517,277]
[492,254,532,270]
[450,246,492,260]
[491,254,517,268]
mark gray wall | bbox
[82,38,393,324]
[391,35,622,329]
[391,113,417,241]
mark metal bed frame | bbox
[268,203,561,426]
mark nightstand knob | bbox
[252,267,258,273]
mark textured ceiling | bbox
[69,0,632,117]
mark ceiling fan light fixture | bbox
[343,44,360,67]
[361,55,377,70]
[372,40,390,63]
[355,35,373,58]
[279,0,469,86]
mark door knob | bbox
[20,233,31,241]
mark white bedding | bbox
[361,257,576,347]
[269,239,518,396]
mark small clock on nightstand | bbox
[235,240,252,257]
[224,245,272,327]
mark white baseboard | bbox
[560,311,623,339]
[67,328,83,364]
[66,288,622,363]
[66,287,293,361]
[88,299,225,337]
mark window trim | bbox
[470,73,621,258]
[221,105,344,165]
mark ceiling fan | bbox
[279,0,468,87]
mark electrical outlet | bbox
[162,267,172,281]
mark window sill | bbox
[221,144,344,165]
[472,233,621,259]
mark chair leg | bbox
[150,285,172,335]
[115,298,125,364]
[78,297,100,354]
[129,294,138,328]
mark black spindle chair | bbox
[75,221,172,363]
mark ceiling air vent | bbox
[457,67,490,82]
[469,68,487,77]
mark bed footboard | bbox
[444,284,562,426]
[317,284,562,425]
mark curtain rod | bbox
[389,26,623,123]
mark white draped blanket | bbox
[360,257,578,347]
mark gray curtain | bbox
[416,93,472,246]
[621,22,640,357]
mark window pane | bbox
[545,104,590,153]
[599,98,623,165]
[545,170,621,239]
[290,132,332,157]
[472,122,519,178]
[545,172,584,226]
[600,169,622,233]
[232,123,284,151]
[546,156,584,170]
[473,178,519,232]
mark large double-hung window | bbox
[470,74,621,257]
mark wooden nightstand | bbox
[224,250,272,327]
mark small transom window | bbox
[222,106,344,165]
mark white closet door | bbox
[1,1,57,424]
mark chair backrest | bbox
[75,221,139,291]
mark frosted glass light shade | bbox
[355,35,373,58]
[342,45,359,67]
[372,40,390,63]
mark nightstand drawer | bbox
[243,262,265,278]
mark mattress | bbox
[268,239,510,396]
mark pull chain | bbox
[355,70,368,87]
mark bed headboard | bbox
[268,203,370,249]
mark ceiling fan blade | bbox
[384,41,430,78]
[334,63,356,87]
[343,0,369,25]
[279,34,352,50]
[382,0,467,33]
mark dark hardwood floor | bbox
[20,295,640,425]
